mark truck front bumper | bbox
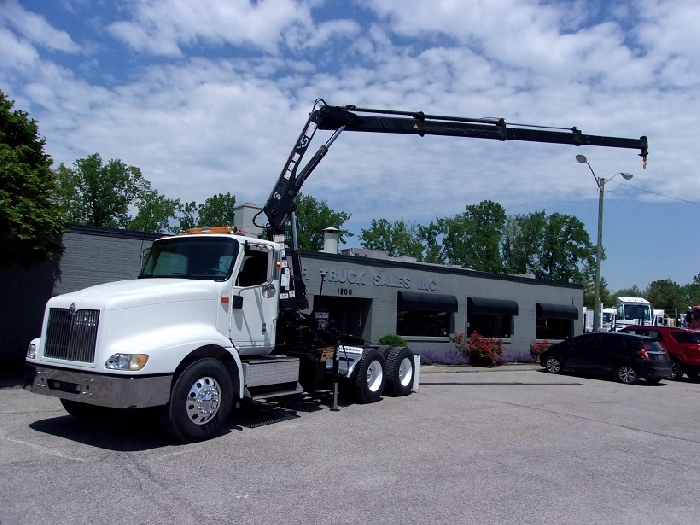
[24,364,172,409]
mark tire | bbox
[160,358,234,443]
[617,365,639,385]
[670,360,684,381]
[545,355,562,374]
[385,347,415,396]
[646,377,662,384]
[60,398,110,421]
[352,348,386,403]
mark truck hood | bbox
[48,279,220,311]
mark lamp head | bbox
[620,172,633,181]
[576,155,588,164]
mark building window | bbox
[396,291,458,337]
[536,303,578,339]
[467,297,518,338]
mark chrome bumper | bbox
[25,364,172,408]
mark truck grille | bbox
[44,308,100,363]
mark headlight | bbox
[105,354,149,371]
[26,343,37,359]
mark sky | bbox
[1,0,699,293]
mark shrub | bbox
[451,331,503,367]
[529,339,550,360]
[419,348,469,366]
[378,334,407,347]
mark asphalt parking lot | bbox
[2,365,700,525]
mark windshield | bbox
[623,304,651,322]
[139,237,239,281]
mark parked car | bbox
[620,325,700,381]
[540,332,671,384]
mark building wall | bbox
[0,226,160,375]
[300,251,583,359]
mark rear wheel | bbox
[617,365,639,385]
[545,355,562,374]
[160,358,234,443]
[352,349,386,403]
[670,360,684,381]
[385,347,415,396]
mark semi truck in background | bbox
[24,100,649,442]
[615,297,653,331]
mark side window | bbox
[237,251,270,287]
[572,334,598,350]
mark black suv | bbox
[540,332,672,384]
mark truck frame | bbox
[25,100,649,442]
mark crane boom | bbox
[260,100,649,311]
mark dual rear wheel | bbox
[351,347,415,403]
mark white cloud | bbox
[3,0,700,289]
[0,0,80,53]
[108,0,314,55]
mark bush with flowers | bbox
[529,339,550,361]
[450,331,503,367]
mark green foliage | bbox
[450,332,503,367]
[377,334,407,347]
[613,285,643,299]
[128,189,181,233]
[440,200,506,272]
[197,192,236,227]
[178,201,198,231]
[502,210,594,283]
[292,193,353,250]
[644,279,686,313]
[359,218,423,258]
[54,153,149,228]
[0,90,65,267]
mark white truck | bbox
[24,101,649,442]
[614,296,653,331]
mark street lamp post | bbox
[576,155,633,332]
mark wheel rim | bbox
[186,376,221,425]
[398,357,413,387]
[546,357,561,374]
[618,366,637,384]
[366,360,384,392]
[671,362,682,380]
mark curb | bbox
[420,363,541,374]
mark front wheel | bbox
[617,365,639,385]
[545,355,562,374]
[352,349,386,403]
[160,358,234,443]
[385,347,415,396]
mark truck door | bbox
[230,247,278,353]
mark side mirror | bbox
[230,296,244,309]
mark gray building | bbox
[0,223,581,373]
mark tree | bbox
[197,192,236,227]
[359,218,423,258]
[54,153,149,228]
[503,210,594,283]
[440,200,506,272]
[644,279,686,313]
[128,188,180,233]
[292,193,352,250]
[613,285,643,299]
[0,90,65,267]
[178,201,198,232]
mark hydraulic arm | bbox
[259,100,649,310]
